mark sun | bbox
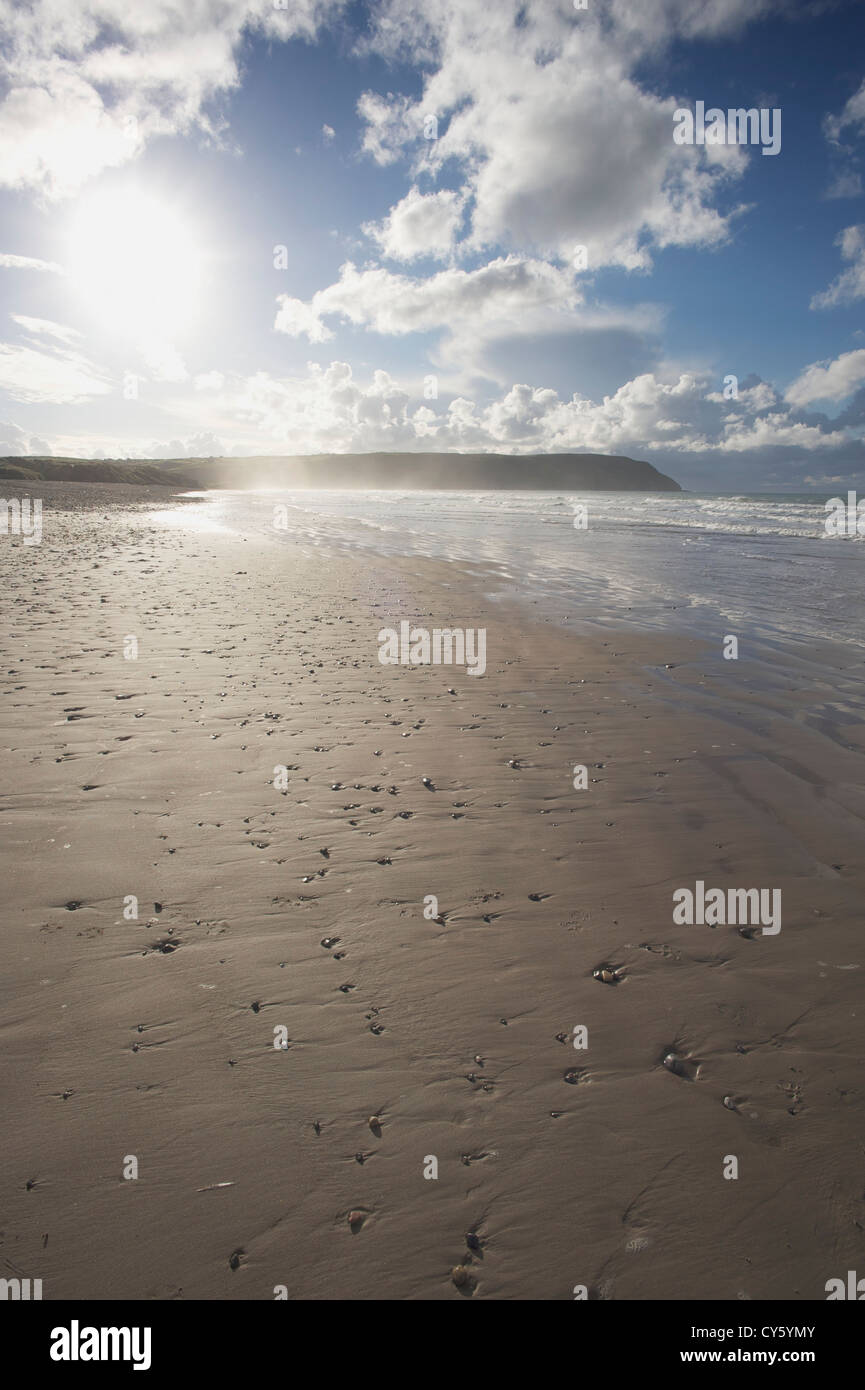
[66,186,203,340]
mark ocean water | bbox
[167,489,865,652]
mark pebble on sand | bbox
[451,1265,469,1287]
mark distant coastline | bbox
[0,451,682,492]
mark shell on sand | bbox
[452,1265,469,1286]
[348,1210,365,1227]
[368,1115,381,1130]
[593,967,618,984]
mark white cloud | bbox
[145,431,227,459]
[363,186,464,261]
[786,348,865,406]
[357,0,754,271]
[139,340,189,384]
[0,0,347,198]
[0,251,64,273]
[824,77,865,146]
[10,314,81,343]
[719,413,845,452]
[706,380,777,411]
[825,171,863,199]
[273,253,661,385]
[811,225,865,309]
[14,353,855,477]
[0,341,113,403]
[194,371,226,392]
[0,417,53,456]
[221,359,849,460]
[275,254,582,345]
[234,361,415,453]
[822,77,865,202]
[274,296,335,343]
[322,123,335,141]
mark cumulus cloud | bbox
[234,361,416,453]
[0,0,346,198]
[0,417,53,456]
[786,348,865,407]
[14,353,856,484]
[274,254,593,373]
[363,186,464,261]
[221,358,849,466]
[273,253,663,385]
[357,0,756,271]
[145,431,227,459]
[273,295,336,343]
[718,413,844,453]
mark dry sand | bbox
[1,482,863,1300]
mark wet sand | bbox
[1,482,864,1300]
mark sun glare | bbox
[67,188,203,339]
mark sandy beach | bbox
[1,481,864,1302]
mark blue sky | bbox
[0,0,864,488]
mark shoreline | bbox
[1,483,863,1300]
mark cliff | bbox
[0,451,681,491]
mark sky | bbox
[0,0,864,489]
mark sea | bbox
[159,489,865,655]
